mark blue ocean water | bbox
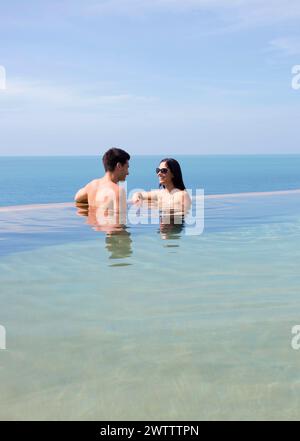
[1,155,300,207]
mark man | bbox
[74,148,130,214]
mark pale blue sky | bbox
[0,0,300,155]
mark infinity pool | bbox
[0,191,300,420]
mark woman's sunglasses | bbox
[156,168,169,175]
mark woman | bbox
[132,158,191,210]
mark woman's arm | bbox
[131,190,160,204]
[183,190,192,210]
[171,190,192,212]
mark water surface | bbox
[0,190,300,420]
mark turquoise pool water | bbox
[1,190,300,420]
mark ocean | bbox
[0,155,300,420]
[1,155,300,206]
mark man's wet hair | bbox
[102,148,130,172]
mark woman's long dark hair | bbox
[159,158,186,191]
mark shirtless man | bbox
[74,148,130,217]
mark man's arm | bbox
[74,185,89,204]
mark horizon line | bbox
[1,153,300,158]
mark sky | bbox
[0,0,300,155]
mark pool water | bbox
[0,191,300,420]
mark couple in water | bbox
[74,148,191,220]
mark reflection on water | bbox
[105,232,132,265]
[76,204,133,264]
[76,203,187,262]
[2,193,300,420]
[159,212,185,242]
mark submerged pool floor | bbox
[0,193,300,420]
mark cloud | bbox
[2,0,300,35]
[1,75,299,155]
[269,37,300,56]
[77,0,300,27]
[0,78,158,112]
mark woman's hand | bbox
[130,192,143,204]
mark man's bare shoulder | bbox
[101,180,120,192]
[89,178,121,195]
[88,178,102,187]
